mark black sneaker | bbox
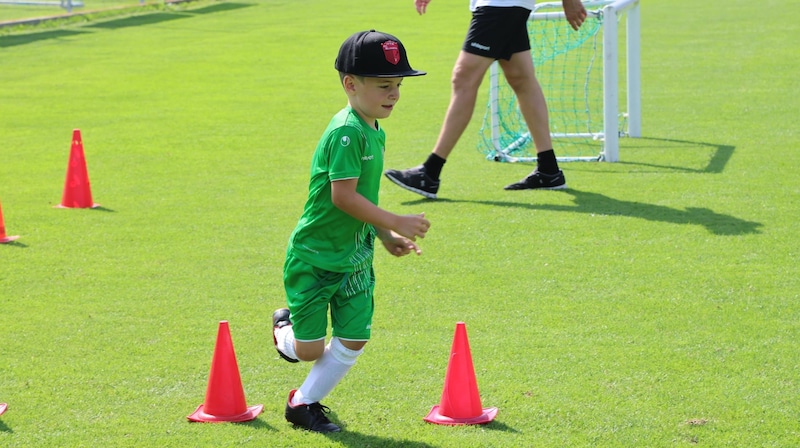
[285,390,341,433]
[384,165,440,199]
[504,169,567,190]
[272,308,299,363]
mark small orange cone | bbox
[424,322,497,425]
[0,200,20,244]
[188,321,263,422]
[57,129,99,209]
[0,403,7,416]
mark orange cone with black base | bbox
[0,200,20,244]
[57,129,99,208]
[188,321,263,422]
[0,403,7,416]
[424,322,498,425]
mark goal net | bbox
[478,0,641,163]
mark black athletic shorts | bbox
[463,6,532,61]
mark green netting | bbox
[478,5,607,162]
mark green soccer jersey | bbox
[287,106,385,273]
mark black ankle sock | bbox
[422,153,446,180]
[536,149,559,174]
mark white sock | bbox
[274,324,298,361]
[293,337,363,405]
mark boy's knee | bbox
[331,337,365,366]
[295,340,325,361]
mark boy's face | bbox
[344,75,403,125]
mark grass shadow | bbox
[234,417,276,431]
[91,206,116,213]
[87,12,191,30]
[0,419,11,433]
[325,430,438,448]
[185,2,255,15]
[0,28,90,48]
[613,137,735,173]
[491,137,734,174]
[404,189,763,236]
[483,419,521,433]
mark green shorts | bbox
[283,250,375,342]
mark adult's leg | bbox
[431,51,496,160]
[500,50,567,189]
[498,50,552,153]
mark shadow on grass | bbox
[405,189,762,236]
[0,29,90,48]
[187,2,255,15]
[325,430,438,448]
[613,137,735,173]
[483,419,521,433]
[0,419,11,433]
[90,206,116,213]
[0,2,256,45]
[87,2,255,29]
[87,12,191,30]
[235,417,276,431]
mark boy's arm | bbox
[330,178,429,241]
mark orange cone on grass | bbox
[0,200,20,244]
[188,321,263,422]
[424,322,498,425]
[57,129,99,208]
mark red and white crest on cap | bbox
[382,41,400,65]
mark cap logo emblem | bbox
[382,41,400,65]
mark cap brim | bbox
[358,70,427,78]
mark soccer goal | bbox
[479,0,641,163]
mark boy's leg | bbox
[290,269,372,404]
[278,262,372,433]
[276,252,340,362]
[283,337,364,433]
[291,337,364,405]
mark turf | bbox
[1,0,799,446]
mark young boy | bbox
[272,30,429,433]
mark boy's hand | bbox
[394,213,430,241]
[380,232,422,257]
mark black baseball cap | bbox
[335,30,426,78]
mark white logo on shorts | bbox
[470,42,491,51]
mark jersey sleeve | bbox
[326,126,365,182]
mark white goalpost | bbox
[479,0,641,163]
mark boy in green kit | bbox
[272,30,429,433]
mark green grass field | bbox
[1,0,799,446]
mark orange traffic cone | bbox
[0,200,20,244]
[0,403,7,416]
[57,129,99,208]
[188,321,263,422]
[424,322,498,425]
